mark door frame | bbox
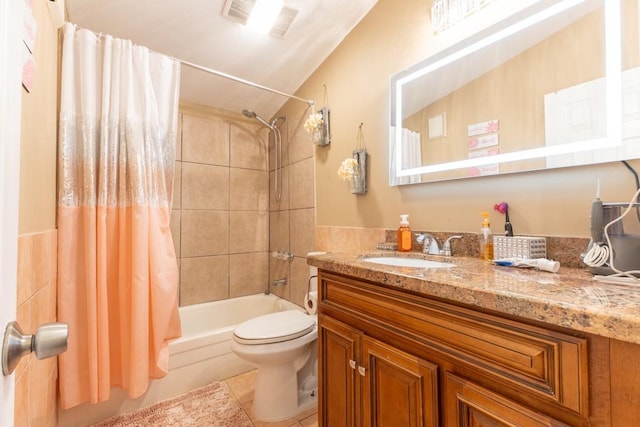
[0,0,25,424]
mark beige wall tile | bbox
[170,210,181,257]
[290,257,312,309]
[269,122,289,171]
[176,114,182,161]
[172,161,182,209]
[31,281,56,337]
[287,111,314,165]
[14,369,29,427]
[314,225,332,252]
[181,210,229,256]
[269,166,289,212]
[289,158,315,210]
[230,168,269,211]
[269,210,290,252]
[175,106,316,309]
[230,124,268,170]
[269,257,290,300]
[359,227,386,251]
[32,230,56,293]
[181,163,229,210]
[15,229,57,427]
[180,255,229,305]
[28,355,55,425]
[312,225,386,253]
[229,211,269,254]
[229,252,268,297]
[290,208,316,258]
[182,114,229,166]
[14,299,31,379]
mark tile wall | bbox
[268,111,317,308]
[15,230,58,427]
[171,106,316,307]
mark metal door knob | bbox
[2,321,68,376]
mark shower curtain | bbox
[57,23,182,409]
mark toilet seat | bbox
[233,310,316,345]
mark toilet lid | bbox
[233,310,316,345]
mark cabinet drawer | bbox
[320,272,588,415]
[443,372,571,426]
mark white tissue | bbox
[305,291,318,315]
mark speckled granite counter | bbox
[308,252,640,345]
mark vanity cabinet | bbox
[320,315,439,427]
[317,271,589,427]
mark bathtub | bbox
[59,293,304,427]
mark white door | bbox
[0,0,26,425]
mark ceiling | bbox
[65,0,378,118]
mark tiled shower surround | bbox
[171,106,316,308]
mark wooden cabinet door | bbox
[319,315,363,427]
[443,372,570,427]
[361,336,439,427]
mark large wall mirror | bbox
[389,0,640,185]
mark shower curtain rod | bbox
[180,59,315,107]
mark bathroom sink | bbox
[362,257,454,269]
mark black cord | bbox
[622,160,640,191]
[621,160,640,222]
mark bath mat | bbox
[92,381,253,427]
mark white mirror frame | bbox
[390,0,622,183]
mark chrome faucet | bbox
[441,235,462,256]
[416,233,440,255]
[416,233,462,256]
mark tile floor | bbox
[225,370,318,427]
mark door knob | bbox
[2,321,68,376]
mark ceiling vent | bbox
[222,0,299,38]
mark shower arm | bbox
[180,59,315,107]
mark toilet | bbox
[231,308,318,422]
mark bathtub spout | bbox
[272,278,287,286]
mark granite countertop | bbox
[307,251,640,346]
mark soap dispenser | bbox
[397,214,412,252]
[479,212,494,260]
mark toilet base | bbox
[252,364,317,422]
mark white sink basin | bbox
[362,257,454,269]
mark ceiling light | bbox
[246,0,284,34]
[222,0,298,38]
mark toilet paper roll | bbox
[305,291,318,315]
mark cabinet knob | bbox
[349,359,357,370]
[358,366,366,376]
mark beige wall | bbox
[172,104,271,305]
[17,0,60,425]
[19,0,58,235]
[281,0,640,238]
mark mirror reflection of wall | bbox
[390,0,640,184]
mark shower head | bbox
[242,109,272,129]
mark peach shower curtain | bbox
[57,23,182,409]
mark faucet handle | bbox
[441,235,462,256]
[417,233,440,255]
[416,233,428,244]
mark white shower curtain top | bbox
[58,23,180,208]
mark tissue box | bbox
[493,236,546,259]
